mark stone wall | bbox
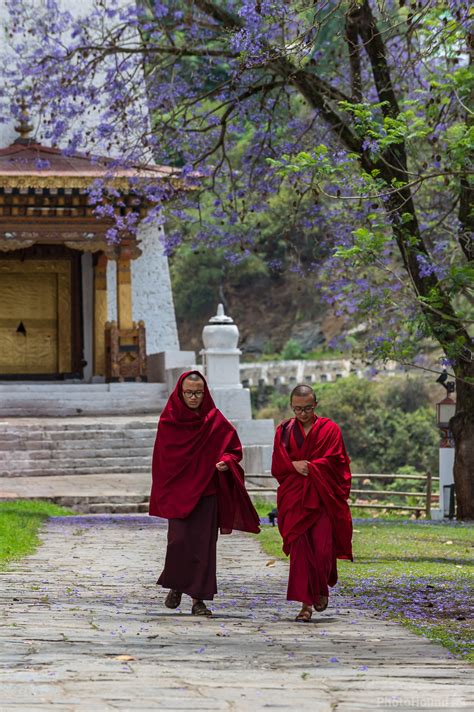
[239,358,404,388]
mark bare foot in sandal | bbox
[313,595,328,612]
[192,599,212,616]
[295,604,313,622]
[164,589,182,609]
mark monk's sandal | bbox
[295,607,312,623]
[192,601,212,616]
[165,589,182,609]
[313,596,328,612]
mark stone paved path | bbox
[0,515,472,711]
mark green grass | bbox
[254,500,428,522]
[256,518,474,660]
[0,499,72,569]
[254,499,277,519]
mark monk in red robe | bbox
[271,384,352,622]
[149,371,260,616]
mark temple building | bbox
[0,122,181,383]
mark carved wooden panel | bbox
[105,321,147,382]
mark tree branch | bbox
[350,0,400,117]
[457,33,474,262]
[345,6,362,103]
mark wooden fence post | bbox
[425,471,432,520]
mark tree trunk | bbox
[191,0,474,517]
[451,362,474,520]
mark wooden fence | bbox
[247,471,438,519]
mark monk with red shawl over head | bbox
[149,371,260,616]
[271,384,352,622]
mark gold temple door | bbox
[0,259,72,375]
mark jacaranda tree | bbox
[2,1,473,516]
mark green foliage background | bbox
[255,376,439,474]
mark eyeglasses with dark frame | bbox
[183,390,205,398]
[292,405,315,414]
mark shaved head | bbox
[290,384,317,402]
[184,372,205,383]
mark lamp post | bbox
[434,386,456,520]
[436,395,456,433]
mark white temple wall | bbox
[131,223,180,352]
[0,117,16,149]
[107,262,117,323]
[0,2,22,148]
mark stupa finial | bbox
[14,99,34,144]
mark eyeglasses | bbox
[183,390,204,398]
[292,405,315,414]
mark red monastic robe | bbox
[272,416,352,604]
[149,371,260,535]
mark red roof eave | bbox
[0,141,179,181]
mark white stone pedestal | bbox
[432,447,455,519]
[200,305,275,473]
[148,350,196,384]
[209,386,252,421]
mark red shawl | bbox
[272,416,352,559]
[149,371,260,534]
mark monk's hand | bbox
[216,461,229,471]
[292,460,309,476]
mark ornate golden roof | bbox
[0,141,178,190]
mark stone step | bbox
[85,502,150,514]
[2,454,151,469]
[1,464,150,477]
[0,419,157,431]
[0,445,152,467]
[0,434,156,450]
[0,431,156,444]
[1,496,152,514]
[0,424,157,440]
[0,405,164,417]
[246,473,275,488]
[35,494,150,505]
[0,391,163,400]
[0,383,167,395]
[0,383,167,417]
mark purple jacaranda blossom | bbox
[35,158,51,170]
[0,0,470,377]
[415,254,438,279]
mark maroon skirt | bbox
[157,495,218,600]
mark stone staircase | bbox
[0,418,157,478]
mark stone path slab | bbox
[0,515,472,711]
